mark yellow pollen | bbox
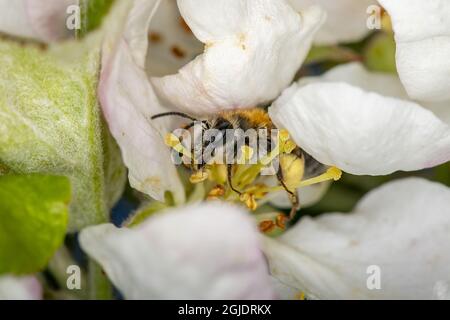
[259,220,276,233]
[164,133,192,159]
[240,193,258,211]
[279,129,290,142]
[207,185,225,198]
[296,166,342,188]
[268,166,343,193]
[282,140,297,154]
[275,214,288,230]
[190,170,209,184]
[164,133,180,147]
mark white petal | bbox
[271,276,302,300]
[269,63,450,175]
[0,0,75,42]
[426,101,450,126]
[378,0,450,102]
[300,62,450,125]
[288,0,374,45]
[151,0,325,115]
[146,0,203,77]
[264,178,450,299]
[79,203,274,299]
[0,275,42,300]
[99,0,185,202]
[433,281,450,300]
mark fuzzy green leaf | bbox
[0,39,126,230]
[0,174,70,275]
[77,0,116,38]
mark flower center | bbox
[164,129,342,224]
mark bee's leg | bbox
[276,169,300,220]
[227,164,242,195]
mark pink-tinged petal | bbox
[378,0,450,102]
[288,0,375,45]
[0,275,42,300]
[264,178,450,299]
[269,63,450,175]
[0,0,76,42]
[151,0,325,115]
[99,0,185,203]
[80,203,274,299]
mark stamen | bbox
[279,129,290,142]
[164,133,192,159]
[259,220,276,233]
[190,170,209,184]
[260,146,281,166]
[281,140,297,154]
[207,185,225,199]
[269,166,342,192]
[275,214,288,230]
[297,166,342,187]
[240,193,258,210]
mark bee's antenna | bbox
[151,112,198,122]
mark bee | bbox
[151,108,326,218]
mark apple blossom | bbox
[99,0,449,209]
[83,0,450,300]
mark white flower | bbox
[100,0,449,203]
[0,0,76,42]
[378,0,450,102]
[80,203,275,299]
[81,178,450,299]
[269,62,450,175]
[91,0,450,300]
[0,275,42,300]
[98,0,326,204]
[263,177,450,299]
[287,0,376,45]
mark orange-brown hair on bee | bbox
[215,108,275,131]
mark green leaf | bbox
[0,39,126,231]
[77,0,116,38]
[0,174,70,275]
[364,32,397,73]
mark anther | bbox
[240,193,257,210]
[259,220,276,233]
[207,185,225,198]
[164,133,192,159]
[190,170,209,184]
[296,166,342,188]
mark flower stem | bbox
[88,259,112,300]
